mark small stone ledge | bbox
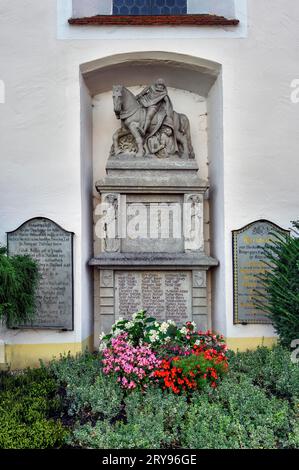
[89,252,218,269]
[95,176,209,194]
[68,14,239,27]
[106,155,199,171]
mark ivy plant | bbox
[0,247,38,327]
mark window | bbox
[69,0,240,27]
[112,0,187,16]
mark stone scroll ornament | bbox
[112,79,195,159]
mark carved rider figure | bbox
[136,78,174,135]
[112,80,195,159]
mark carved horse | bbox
[112,85,195,159]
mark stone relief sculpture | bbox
[102,194,120,253]
[112,79,195,160]
[184,194,204,251]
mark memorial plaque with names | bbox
[233,220,289,324]
[115,271,192,323]
[7,218,74,330]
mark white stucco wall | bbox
[188,0,235,17]
[73,0,112,18]
[0,0,298,352]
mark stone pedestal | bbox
[90,154,218,348]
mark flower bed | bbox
[100,310,228,394]
[1,345,298,449]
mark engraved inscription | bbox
[233,220,289,324]
[115,271,191,323]
[7,218,73,330]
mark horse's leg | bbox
[180,115,195,159]
[185,122,195,159]
[176,131,189,160]
[113,127,129,155]
[128,122,144,157]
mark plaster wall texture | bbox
[0,0,298,353]
[188,0,235,17]
[73,0,112,18]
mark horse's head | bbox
[112,85,123,119]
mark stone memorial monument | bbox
[90,80,218,345]
[7,218,74,330]
[232,220,289,324]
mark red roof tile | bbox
[68,14,239,27]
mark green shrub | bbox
[65,373,123,421]
[182,374,297,449]
[70,414,159,450]
[0,368,67,449]
[49,352,123,421]
[182,397,241,449]
[229,346,299,402]
[69,417,165,449]
[48,351,102,387]
[69,387,188,449]
[215,375,294,447]
[0,246,38,326]
[256,222,299,348]
[124,388,188,447]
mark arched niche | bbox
[79,51,225,338]
[80,51,221,97]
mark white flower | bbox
[164,336,171,343]
[99,342,107,352]
[99,332,105,341]
[160,322,169,334]
[180,326,188,335]
[113,328,122,336]
[132,312,138,320]
[113,318,124,329]
[191,321,197,329]
[195,339,201,346]
[167,320,176,326]
[149,329,159,343]
[125,321,134,329]
[154,322,160,327]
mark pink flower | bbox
[102,333,161,390]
